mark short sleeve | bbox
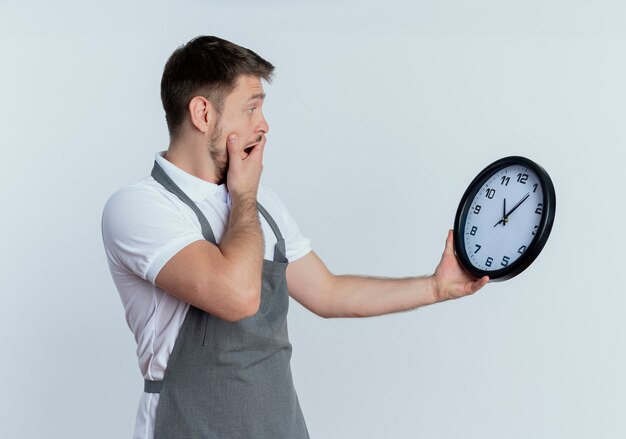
[261,186,312,263]
[101,184,205,285]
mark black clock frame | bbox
[453,156,556,282]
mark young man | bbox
[101,35,488,439]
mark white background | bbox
[2,1,624,438]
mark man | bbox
[101,35,488,439]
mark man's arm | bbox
[155,134,266,322]
[286,230,489,319]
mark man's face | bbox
[206,74,269,185]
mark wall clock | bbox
[453,156,556,281]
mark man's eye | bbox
[248,107,257,113]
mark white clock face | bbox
[463,164,544,272]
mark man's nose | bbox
[256,114,269,135]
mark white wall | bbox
[1,1,624,437]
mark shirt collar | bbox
[154,150,230,204]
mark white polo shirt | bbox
[100,150,312,439]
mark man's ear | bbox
[188,96,216,134]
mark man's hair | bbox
[161,36,275,140]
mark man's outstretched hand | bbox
[431,230,489,303]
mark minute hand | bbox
[504,193,530,218]
[494,193,530,227]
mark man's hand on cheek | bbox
[226,133,266,200]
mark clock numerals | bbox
[470,175,538,270]
[454,158,555,281]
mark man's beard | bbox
[207,117,228,185]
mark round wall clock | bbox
[453,156,556,282]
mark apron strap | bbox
[257,203,288,262]
[151,160,287,262]
[151,160,217,244]
[144,379,162,393]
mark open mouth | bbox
[244,144,258,154]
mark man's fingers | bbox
[225,132,265,198]
[444,229,455,255]
[226,134,239,157]
[471,276,489,293]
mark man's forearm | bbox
[325,274,439,318]
[220,195,264,292]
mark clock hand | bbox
[504,193,530,218]
[494,195,530,227]
[493,198,508,228]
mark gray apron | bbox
[145,161,310,439]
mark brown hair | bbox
[160,36,274,140]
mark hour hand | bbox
[494,198,507,227]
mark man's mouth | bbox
[244,144,258,154]
[243,135,263,156]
